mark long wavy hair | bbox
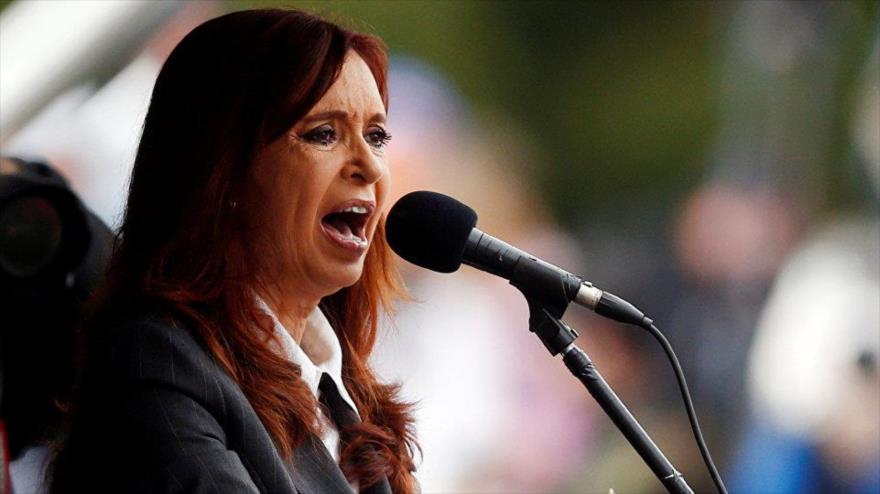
[69,9,417,492]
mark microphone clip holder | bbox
[527,301,579,356]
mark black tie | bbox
[318,372,360,428]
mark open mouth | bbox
[320,202,373,251]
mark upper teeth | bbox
[342,206,368,214]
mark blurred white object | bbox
[374,274,512,491]
[9,445,49,494]
[747,217,880,437]
[0,0,176,139]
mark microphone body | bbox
[386,191,648,325]
[463,228,643,325]
[463,228,592,317]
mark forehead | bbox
[308,52,385,116]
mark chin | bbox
[324,261,366,292]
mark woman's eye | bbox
[365,127,392,149]
[302,125,337,146]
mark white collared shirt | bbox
[255,297,360,463]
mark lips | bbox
[320,199,375,252]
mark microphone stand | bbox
[527,302,695,494]
[462,237,699,492]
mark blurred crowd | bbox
[1,1,877,493]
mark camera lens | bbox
[0,196,63,279]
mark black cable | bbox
[640,321,728,494]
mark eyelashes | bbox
[300,124,391,150]
[365,127,392,149]
[302,125,337,146]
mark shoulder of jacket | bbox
[106,311,198,352]
[101,311,221,389]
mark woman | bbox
[50,9,418,494]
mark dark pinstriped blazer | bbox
[50,313,391,494]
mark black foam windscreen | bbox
[385,191,478,273]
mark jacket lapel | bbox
[287,434,355,494]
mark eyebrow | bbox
[300,110,386,125]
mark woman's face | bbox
[248,52,390,301]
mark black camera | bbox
[0,156,113,461]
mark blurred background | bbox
[1,1,877,493]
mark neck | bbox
[258,288,321,344]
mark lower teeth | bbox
[342,232,366,246]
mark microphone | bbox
[385,191,650,325]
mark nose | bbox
[345,137,386,185]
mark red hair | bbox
[81,9,417,492]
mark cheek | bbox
[377,164,392,209]
[281,150,330,219]
[260,167,314,257]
